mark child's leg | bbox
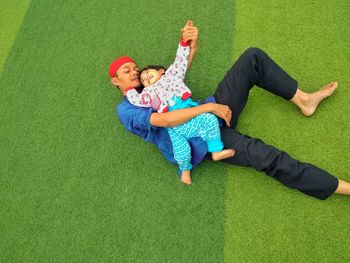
[181,170,192,185]
[168,128,192,184]
[197,113,235,160]
[211,149,236,161]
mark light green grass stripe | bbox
[0,0,31,74]
[224,1,350,262]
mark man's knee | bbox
[242,47,266,60]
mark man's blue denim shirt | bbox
[116,96,217,168]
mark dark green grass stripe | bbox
[224,1,350,262]
[0,0,234,262]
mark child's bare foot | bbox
[181,170,192,185]
[212,149,235,161]
[292,81,338,116]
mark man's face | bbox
[111,62,141,93]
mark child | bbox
[125,37,235,185]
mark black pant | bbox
[214,48,338,200]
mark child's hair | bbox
[139,65,167,75]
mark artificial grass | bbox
[224,1,350,262]
[0,0,31,72]
[1,0,349,262]
[0,0,234,262]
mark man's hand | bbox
[207,103,232,127]
[181,20,199,69]
[181,20,198,50]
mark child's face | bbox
[140,69,164,87]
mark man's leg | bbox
[220,128,340,200]
[213,48,344,199]
[214,47,337,128]
[214,47,298,128]
[335,180,350,195]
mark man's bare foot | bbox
[181,170,192,185]
[212,149,236,161]
[292,81,338,116]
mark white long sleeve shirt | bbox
[126,39,192,113]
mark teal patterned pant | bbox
[167,113,224,171]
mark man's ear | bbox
[111,77,119,86]
[159,68,165,75]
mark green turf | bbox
[224,1,350,262]
[0,0,31,73]
[0,0,234,262]
[1,0,350,262]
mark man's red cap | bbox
[109,56,135,78]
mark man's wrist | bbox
[201,102,213,113]
[190,42,198,50]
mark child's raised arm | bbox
[166,38,191,81]
[181,20,199,69]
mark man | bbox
[110,20,350,200]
